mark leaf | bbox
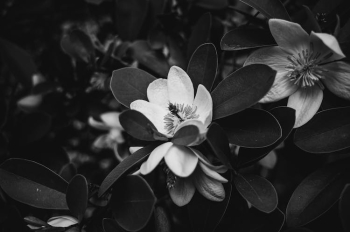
[239,0,291,21]
[294,107,350,154]
[220,26,276,51]
[339,184,350,232]
[300,5,321,34]
[187,13,212,59]
[172,125,199,146]
[216,108,281,148]
[188,181,232,232]
[237,107,295,168]
[211,64,276,119]
[127,40,170,77]
[234,174,278,213]
[103,218,126,232]
[187,43,217,93]
[0,158,68,209]
[206,123,233,169]
[119,110,159,141]
[110,68,156,108]
[98,143,159,197]
[194,0,228,9]
[239,208,285,232]
[154,206,171,232]
[312,0,343,14]
[0,37,36,87]
[338,18,350,43]
[60,29,95,63]
[286,161,349,227]
[115,0,149,41]
[24,216,49,227]
[59,163,77,182]
[66,175,88,222]
[111,175,156,231]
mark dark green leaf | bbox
[300,6,321,34]
[194,0,228,9]
[220,26,276,51]
[187,13,212,59]
[0,158,68,209]
[24,216,49,227]
[115,0,149,41]
[237,107,295,168]
[110,68,156,108]
[0,38,36,87]
[206,123,233,169]
[103,218,126,232]
[216,108,281,148]
[66,174,88,222]
[234,174,278,213]
[339,184,350,232]
[239,0,291,20]
[211,64,276,119]
[59,163,77,182]
[338,18,350,43]
[286,161,349,227]
[111,175,156,231]
[98,143,159,197]
[172,125,199,146]
[294,107,350,154]
[187,43,217,92]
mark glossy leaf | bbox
[216,108,281,148]
[66,174,88,222]
[211,64,276,119]
[206,123,233,169]
[98,143,159,197]
[187,43,217,92]
[239,0,291,20]
[0,158,68,209]
[0,38,36,87]
[234,174,278,213]
[220,26,276,51]
[286,161,348,227]
[115,0,149,41]
[300,5,321,34]
[187,13,212,59]
[111,175,156,231]
[340,184,350,232]
[172,125,199,146]
[110,68,156,108]
[103,218,126,232]
[338,18,350,43]
[294,107,350,153]
[237,107,295,168]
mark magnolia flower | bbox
[244,19,350,127]
[130,66,227,206]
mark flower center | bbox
[164,166,177,189]
[285,42,332,88]
[164,103,199,135]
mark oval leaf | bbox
[0,158,68,209]
[221,26,276,51]
[66,174,88,222]
[239,0,291,20]
[216,108,281,148]
[187,43,217,92]
[111,175,156,231]
[286,161,348,227]
[172,125,199,146]
[234,174,278,213]
[110,68,156,108]
[294,107,350,153]
[211,64,276,119]
[98,143,159,197]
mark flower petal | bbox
[199,162,228,183]
[47,216,78,228]
[129,146,143,154]
[190,148,228,173]
[287,86,323,128]
[310,32,346,62]
[169,178,195,207]
[147,78,169,108]
[322,61,350,100]
[193,169,225,202]
[140,142,172,175]
[88,117,109,130]
[101,112,122,129]
[269,19,309,55]
[193,84,213,124]
[164,144,198,177]
[167,66,194,106]
[130,100,169,135]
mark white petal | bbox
[88,117,109,130]
[129,146,143,154]
[140,142,172,175]
[258,150,277,170]
[47,216,78,228]
[322,61,350,100]
[199,162,228,183]
[100,112,122,129]
[109,129,125,144]
[167,66,194,106]
[310,32,346,62]
[189,148,228,173]
[269,19,310,55]
[147,78,169,108]
[169,178,195,207]
[92,134,109,149]
[193,169,225,202]
[130,100,169,135]
[193,84,213,125]
[287,86,323,128]
[164,144,198,177]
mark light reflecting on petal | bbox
[164,144,198,177]
[88,117,109,130]
[147,79,169,108]
[322,61,350,100]
[310,32,345,62]
[47,216,78,228]
[140,142,172,175]
[101,112,122,129]
[199,162,228,183]
[193,85,213,124]
[169,178,195,207]
[167,66,194,106]
[193,169,225,202]
[287,86,323,128]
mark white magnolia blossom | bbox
[245,19,350,128]
[130,66,227,206]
